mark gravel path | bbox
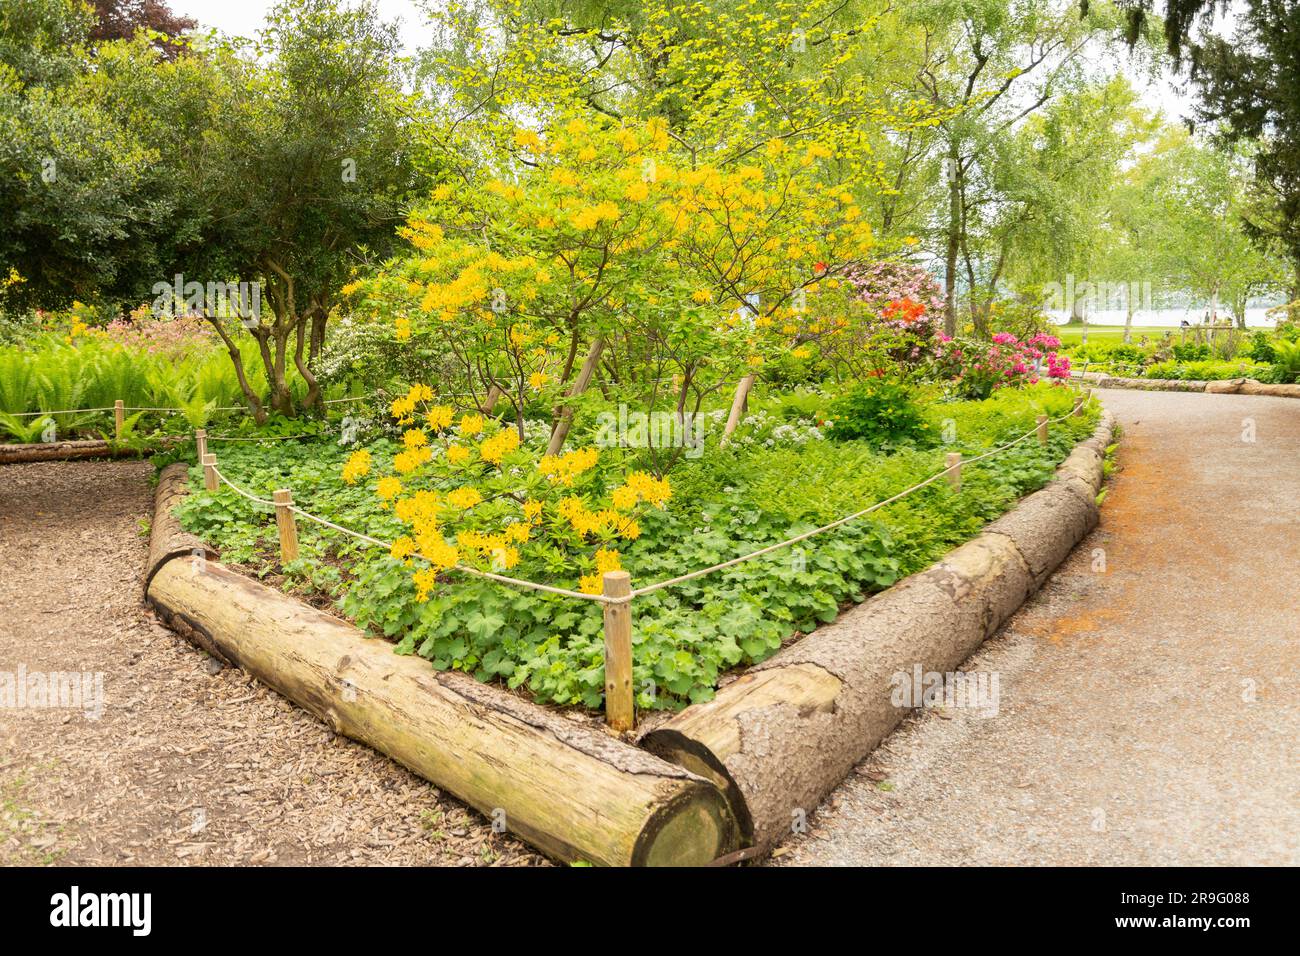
[0,460,543,866]
[774,389,1300,866]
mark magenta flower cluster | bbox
[934,331,1071,400]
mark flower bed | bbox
[175,381,1098,712]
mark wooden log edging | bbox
[144,472,739,867]
[641,412,1117,854]
[1074,371,1300,398]
[145,463,219,593]
[0,439,142,465]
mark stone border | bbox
[146,416,1116,864]
[1075,371,1300,398]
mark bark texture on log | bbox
[146,559,738,866]
[0,440,141,465]
[643,413,1116,852]
[146,462,219,593]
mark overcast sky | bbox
[170,0,1198,121]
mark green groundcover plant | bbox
[176,382,1097,711]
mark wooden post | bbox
[1073,395,1085,417]
[114,400,124,438]
[195,428,207,460]
[602,570,634,733]
[1036,414,1049,447]
[202,453,218,492]
[720,374,756,447]
[274,489,299,563]
[945,452,962,492]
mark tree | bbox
[1114,0,1300,286]
[185,0,430,420]
[1190,2,1300,288]
[0,20,217,312]
[977,77,1147,335]
[1132,127,1286,326]
[88,0,195,55]
[904,0,1138,335]
[0,0,93,88]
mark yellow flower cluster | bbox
[426,405,455,431]
[394,489,444,530]
[456,530,521,570]
[391,384,434,423]
[579,548,623,595]
[393,446,433,474]
[622,471,673,507]
[446,486,483,509]
[342,450,372,484]
[569,200,621,231]
[478,427,520,465]
[537,447,599,486]
[556,497,641,541]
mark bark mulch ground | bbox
[0,459,544,866]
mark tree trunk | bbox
[546,338,604,456]
[642,419,1114,852]
[0,440,141,465]
[146,557,739,866]
[944,149,961,338]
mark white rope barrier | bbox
[211,463,621,604]
[203,402,1086,607]
[629,408,1078,598]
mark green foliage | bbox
[1270,339,1300,383]
[1245,330,1277,364]
[1143,358,1272,381]
[1171,341,1211,362]
[825,379,932,448]
[176,384,1098,711]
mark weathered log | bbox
[146,462,219,592]
[643,413,1116,852]
[146,558,738,866]
[0,439,140,465]
[1239,379,1300,398]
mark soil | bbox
[0,459,545,866]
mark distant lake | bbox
[1048,308,1283,328]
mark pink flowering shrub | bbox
[933,331,1071,400]
[102,307,217,359]
[844,261,945,317]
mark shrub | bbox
[1245,330,1277,364]
[825,379,931,448]
[1171,341,1211,362]
[1270,340,1300,383]
[933,332,1071,400]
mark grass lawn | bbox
[1055,324,1182,345]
